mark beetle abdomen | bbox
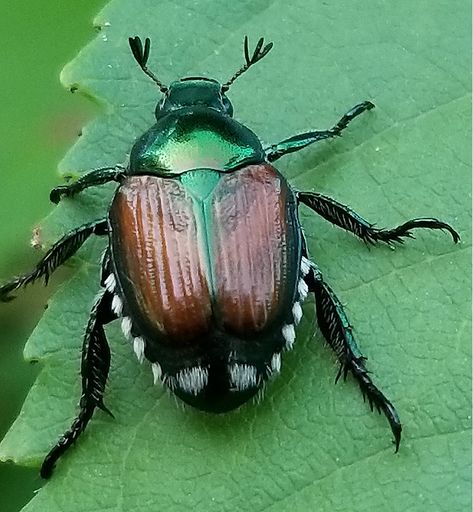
[108,164,301,410]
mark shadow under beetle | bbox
[1,36,459,478]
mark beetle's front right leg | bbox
[265,101,374,162]
[50,165,126,204]
[0,219,108,301]
[40,288,116,479]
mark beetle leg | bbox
[50,165,126,204]
[298,191,460,245]
[40,288,115,479]
[265,101,374,162]
[0,219,108,302]
[305,262,402,452]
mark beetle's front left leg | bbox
[265,101,374,162]
[50,165,126,204]
[304,261,402,451]
[298,192,460,245]
[40,288,116,478]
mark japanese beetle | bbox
[1,36,459,478]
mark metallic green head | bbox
[128,35,273,120]
[156,78,234,118]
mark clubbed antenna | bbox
[221,36,273,92]
[128,36,168,93]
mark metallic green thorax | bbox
[129,107,265,175]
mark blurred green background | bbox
[0,2,105,511]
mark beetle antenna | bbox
[128,36,168,93]
[221,36,273,92]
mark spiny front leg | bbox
[40,289,116,478]
[305,261,402,451]
[50,165,126,204]
[0,219,108,302]
[265,101,374,162]
[298,191,460,245]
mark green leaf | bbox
[1,1,470,511]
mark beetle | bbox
[1,36,459,478]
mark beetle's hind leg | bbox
[0,219,108,302]
[304,261,402,451]
[265,101,374,162]
[298,192,460,245]
[40,287,116,479]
